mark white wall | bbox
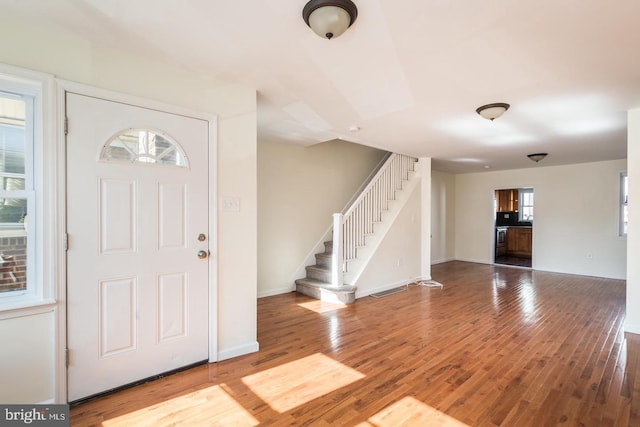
[257,139,387,296]
[0,309,54,403]
[454,160,627,279]
[355,183,422,297]
[0,11,257,402]
[627,110,640,333]
[431,170,456,264]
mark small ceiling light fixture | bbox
[303,0,358,40]
[527,153,548,163]
[476,103,510,121]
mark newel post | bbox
[331,213,344,287]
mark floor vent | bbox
[370,287,407,298]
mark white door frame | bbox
[55,80,218,403]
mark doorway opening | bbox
[494,188,533,268]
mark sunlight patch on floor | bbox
[241,353,365,413]
[356,396,470,427]
[101,384,259,427]
[297,299,348,314]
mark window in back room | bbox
[519,188,534,222]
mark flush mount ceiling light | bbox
[476,103,510,121]
[303,0,358,40]
[527,153,548,163]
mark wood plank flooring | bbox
[70,261,638,426]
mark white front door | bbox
[66,92,210,402]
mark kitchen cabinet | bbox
[506,227,532,257]
[496,189,519,212]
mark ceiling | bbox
[4,0,639,173]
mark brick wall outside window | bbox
[0,236,26,292]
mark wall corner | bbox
[419,157,432,280]
[627,109,640,331]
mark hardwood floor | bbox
[70,261,638,426]
[495,255,532,268]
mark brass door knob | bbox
[197,250,208,259]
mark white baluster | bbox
[332,213,344,286]
[333,154,417,274]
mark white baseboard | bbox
[454,257,492,265]
[625,323,640,336]
[431,257,455,265]
[217,341,259,361]
[355,278,414,299]
[258,286,294,298]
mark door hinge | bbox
[65,348,70,367]
[63,233,68,252]
[64,117,69,136]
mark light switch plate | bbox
[220,196,241,212]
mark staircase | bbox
[295,153,419,304]
[294,240,357,304]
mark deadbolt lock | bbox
[198,233,206,242]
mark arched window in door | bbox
[100,128,189,168]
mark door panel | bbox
[66,93,210,402]
[99,277,137,357]
[158,272,187,342]
[99,178,137,254]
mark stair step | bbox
[323,240,333,253]
[306,264,332,282]
[295,278,356,304]
[315,252,333,268]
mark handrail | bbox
[342,151,392,213]
[332,153,417,286]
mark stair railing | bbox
[331,153,418,286]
